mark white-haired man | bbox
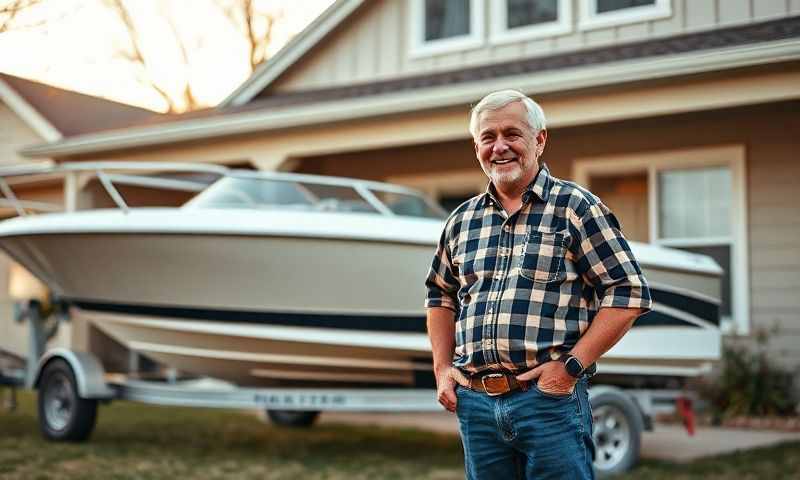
[424,90,651,479]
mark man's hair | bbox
[469,90,547,139]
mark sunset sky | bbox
[0,0,335,111]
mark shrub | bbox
[697,328,796,421]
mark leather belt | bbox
[466,371,529,397]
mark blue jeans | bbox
[455,377,595,479]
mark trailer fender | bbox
[31,348,115,399]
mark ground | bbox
[1,390,799,479]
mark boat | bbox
[0,162,722,388]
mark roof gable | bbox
[0,73,162,137]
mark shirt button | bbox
[494,272,503,279]
[503,225,511,233]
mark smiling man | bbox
[424,90,652,479]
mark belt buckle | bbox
[480,373,509,396]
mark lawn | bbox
[1,389,799,479]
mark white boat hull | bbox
[0,209,722,386]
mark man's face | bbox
[473,101,546,192]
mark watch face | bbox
[565,357,583,377]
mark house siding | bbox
[271,0,794,93]
[0,104,71,359]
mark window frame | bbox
[573,145,749,335]
[409,0,485,59]
[579,0,671,31]
[489,0,572,45]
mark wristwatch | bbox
[560,354,585,379]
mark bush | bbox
[697,328,796,421]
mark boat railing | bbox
[0,161,447,218]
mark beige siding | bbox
[718,0,752,25]
[272,0,792,93]
[683,0,717,31]
[0,105,55,358]
[0,103,42,166]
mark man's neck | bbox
[492,166,540,215]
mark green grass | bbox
[1,389,799,479]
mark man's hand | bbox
[436,367,460,412]
[516,361,576,395]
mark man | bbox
[424,90,651,479]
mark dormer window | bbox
[580,0,671,30]
[490,0,572,44]
[410,0,484,58]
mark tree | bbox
[218,0,284,74]
[104,0,284,113]
[0,0,42,33]
[104,0,200,113]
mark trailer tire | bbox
[266,409,320,428]
[590,390,643,478]
[37,359,98,442]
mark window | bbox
[490,0,572,44]
[409,0,484,58]
[657,167,734,318]
[579,0,671,30]
[573,145,749,334]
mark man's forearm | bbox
[427,306,456,376]
[570,307,644,367]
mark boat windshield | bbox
[185,176,446,219]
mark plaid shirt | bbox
[425,163,652,375]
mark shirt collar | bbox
[482,162,552,208]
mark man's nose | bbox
[492,139,509,154]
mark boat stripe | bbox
[648,288,720,325]
[70,299,711,332]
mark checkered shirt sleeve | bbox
[424,229,460,312]
[569,202,652,310]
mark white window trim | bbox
[579,0,671,31]
[573,144,749,336]
[489,0,572,45]
[408,0,485,59]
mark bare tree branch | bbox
[218,0,283,73]
[163,11,199,111]
[0,0,41,33]
[104,0,199,113]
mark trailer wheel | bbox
[266,409,320,428]
[591,390,643,478]
[37,359,97,442]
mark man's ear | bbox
[473,139,479,156]
[537,129,548,147]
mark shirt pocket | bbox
[518,229,568,284]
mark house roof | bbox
[16,15,800,158]
[0,72,163,138]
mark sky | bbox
[0,0,335,111]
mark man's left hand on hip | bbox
[516,360,577,395]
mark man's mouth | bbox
[491,157,517,165]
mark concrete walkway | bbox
[319,411,800,462]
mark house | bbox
[0,72,161,360]
[7,1,800,374]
